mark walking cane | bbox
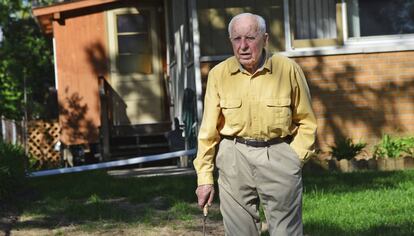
[203,204,209,236]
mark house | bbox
[32,0,414,162]
[32,0,199,163]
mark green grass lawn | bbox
[302,170,414,235]
[5,168,414,235]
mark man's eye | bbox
[231,36,257,43]
[246,36,256,42]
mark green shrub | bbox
[373,134,414,159]
[0,140,27,201]
[330,138,366,161]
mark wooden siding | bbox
[54,11,109,145]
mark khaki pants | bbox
[216,138,303,236]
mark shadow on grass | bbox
[303,169,414,194]
[5,169,414,234]
[27,170,198,202]
[10,170,201,231]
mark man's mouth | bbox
[239,53,251,59]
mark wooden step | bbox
[111,122,172,137]
[108,131,171,160]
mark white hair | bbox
[228,13,267,37]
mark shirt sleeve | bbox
[193,70,222,185]
[289,63,318,163]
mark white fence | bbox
[0,116,24,145]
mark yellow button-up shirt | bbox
[193,53,317,185]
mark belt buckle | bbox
[247,138,265,147]
[249,139,258,146]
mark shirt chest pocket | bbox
[220,99,242,128]
[264,98,292,127]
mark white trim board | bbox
[28,149,196,177]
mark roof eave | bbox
[32,0,120,35]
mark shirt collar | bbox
[229,50,272,75]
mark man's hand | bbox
[195,184,215,208]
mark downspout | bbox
[53,37,59,91]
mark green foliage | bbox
[373,134,414,159]
[330,138,367,160]
[0,140,26,200]
[0,0,54,120]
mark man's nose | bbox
[240,39,249,50]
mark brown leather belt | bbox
[222,136,287,147]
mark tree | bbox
[0,0,55,120]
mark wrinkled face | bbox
[229,16,268,73]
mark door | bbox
[107,7,166,125]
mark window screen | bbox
[293,0,337,40]
[348,0,414,38]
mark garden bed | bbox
[327,156,414,172]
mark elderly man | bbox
[193,13,317,236]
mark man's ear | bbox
[263,33,269,46]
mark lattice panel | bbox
[28,120,60,167]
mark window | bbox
[347,0,414,38]
[115,11,153,74]
[197,0,285,58]
[291,0,343,48]
[195,0,414,58]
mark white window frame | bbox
[199,0,414,62]
[284,0,414,57]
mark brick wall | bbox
[199,50,414,156]
[293,51,414,153]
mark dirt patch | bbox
[8,221,225,236]
[2,199,225,236]
[0,206,19,236]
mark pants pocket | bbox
[216,139,237,178]
[260,143,302,211]
[281,142,302,167]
